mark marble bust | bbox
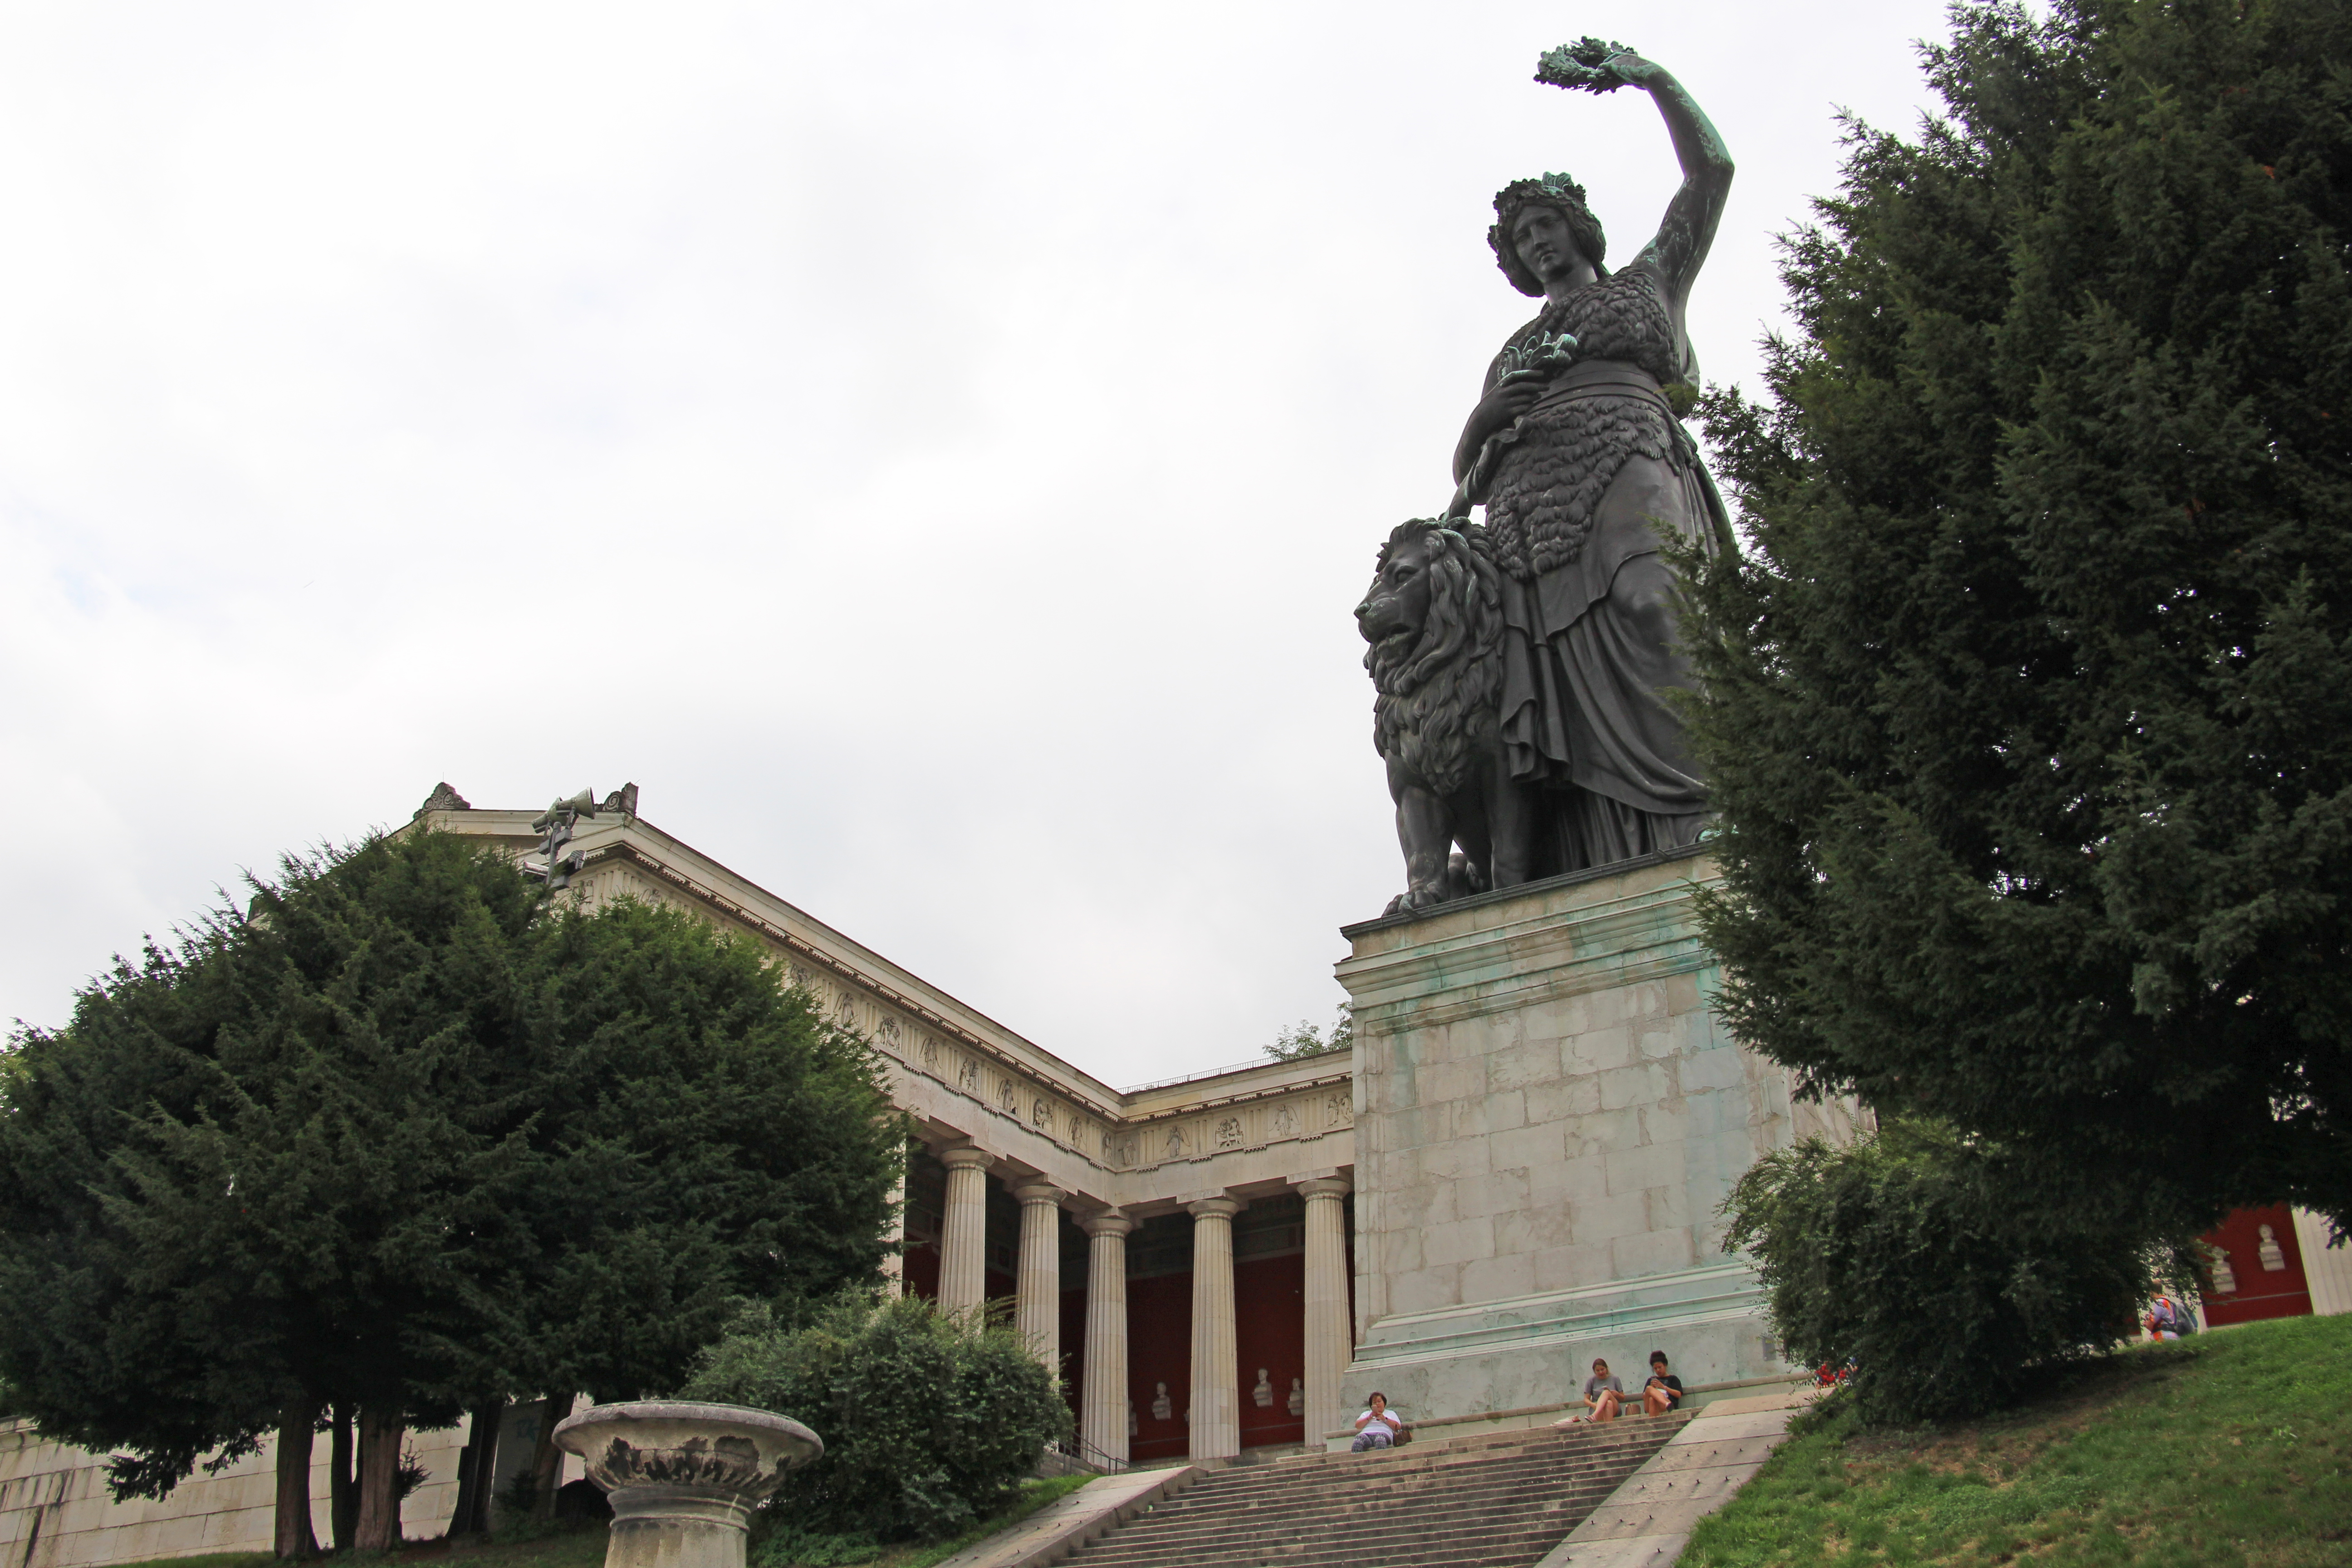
[2259,1223,2288,1271]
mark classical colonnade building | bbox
[426,789,1365,1466]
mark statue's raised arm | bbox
[1535,39,1734,308]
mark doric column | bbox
[1187,1196,1243,1461]
[936,1145,992,1315]
[1013,1182,1063,1368]
[1297,1176,1352,1452]
[1079,1209,1135,1465]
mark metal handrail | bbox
[1050,1434,1130,1474]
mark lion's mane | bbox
[1365,520,1505,799]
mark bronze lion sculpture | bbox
[1356,519,1548,914]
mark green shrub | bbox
[679,1293,1072,1542]
[750,1524,884,1568]
[1723,1118,2185,1426]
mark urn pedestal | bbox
[554,1401,822,1568]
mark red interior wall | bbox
[1235,1252,1307,1447]
[1059,1285,1088,1424]
[893,1248,1013,1318]
[915,1212,1345,1456]
[2201,1204,2313,1326]
[1127,1270,1194,1461]
[902,1241,940,1302]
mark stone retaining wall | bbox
[0,1406,576,1568]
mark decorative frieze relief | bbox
[455,823,1354,1194]
[769,941,1346,1178]
[734,893,1346,1178]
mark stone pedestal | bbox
[554,1401,821,1568]
[1335,849,1843,1427]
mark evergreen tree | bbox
[1685,0,2352,1228]
[488,895,906,1518]
[0,831,904,1556]
[0,926,300,1538]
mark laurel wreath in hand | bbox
[1534,37,1635,94]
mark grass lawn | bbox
[1684,1312,2352,1566]
[132,1473,1100,1568]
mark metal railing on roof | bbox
[1120,1059,1269,1094]
[1119,1049,1347,1096]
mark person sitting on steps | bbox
[1641,1352,1684,1416]
[1351,1391,1404,1451]
[1581,1358,1627,1422]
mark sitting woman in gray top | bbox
[1581,1359,1627,1422]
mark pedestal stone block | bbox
[1336,848,1858,1429]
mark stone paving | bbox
[1534,1388,1816,1566]
[926,1466,1200,1568]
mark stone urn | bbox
[554,1401,823,1568]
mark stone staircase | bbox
[1060,1417,1689,1568]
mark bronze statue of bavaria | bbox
[1360,39,1735,913]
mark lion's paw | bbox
[1391,883,1454,915]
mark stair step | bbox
[1064,1416,1683,1568]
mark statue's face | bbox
[1357,532,1437,650]
[1511,205,1584,284]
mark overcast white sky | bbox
[0,0,1953,1087]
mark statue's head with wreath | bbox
[1488,172,1607,296]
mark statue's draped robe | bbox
[1468,260,1732,871]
